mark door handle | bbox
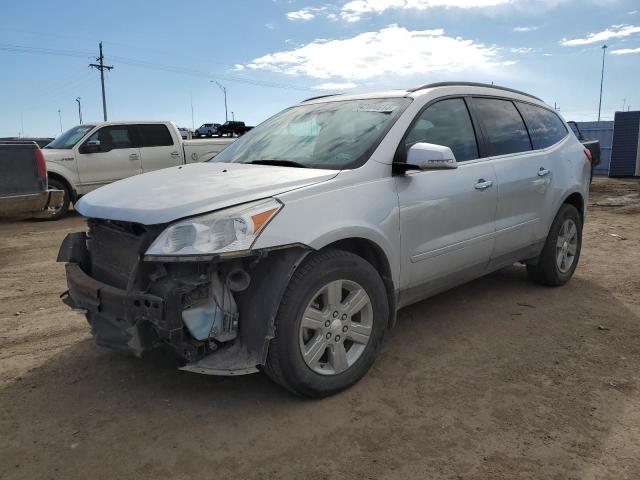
[170,151,180,157]
[474,179,493,190]
[538,167,551,176]
[128,153,139,160]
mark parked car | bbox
[42,121,235,219]
[568,121,601,183]
[216,121,253,137]
[58,82,590,397]
[194,123,220,137]
[0,142,63,218]
[177,127,192,139]
[0,137,54,148]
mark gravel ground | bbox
[1,177,639,480]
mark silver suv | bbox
[59,82,590,397]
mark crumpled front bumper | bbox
[63,261,167,356]
[58,230,311,376]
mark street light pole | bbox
[211,81,228,122]
[597,44,607,122]
[75,97,83,124]
[57,109,63,133]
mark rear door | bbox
[76,125,141,190]
[468,97,560,264]
[396,97,498,306]
[137,124,184,172]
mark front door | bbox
[76,125,141,191]
[396,97,498,307]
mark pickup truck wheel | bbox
[264,249,388,398]
[37,178,70,221]
[527,204,582,286]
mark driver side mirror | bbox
[393,142,458,173]
[79,139,103,154]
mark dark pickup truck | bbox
[216,121,253,137]
[0,142,64,218]
[568,121,601,183]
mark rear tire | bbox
[36,178,70,221]
[264,249,388,398]
[527,204,582,286]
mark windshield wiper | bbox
[248,159,309,168]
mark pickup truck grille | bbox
[87,220,153,289]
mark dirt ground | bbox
[1,177,639,480]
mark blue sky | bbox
[1,0,639,137]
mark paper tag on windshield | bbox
[353,103,397,113]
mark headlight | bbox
[145,198,282,259]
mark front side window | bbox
[472,98,532,156]
[45,125,95,149]
[517,102,568,149]
[138,124,173,147]
[213,97,411,170]
[85,126,133,150]
[404,98,479,162]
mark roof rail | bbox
[300,93,343,103]
[406,82,543,102]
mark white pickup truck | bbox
[42,121,234,219]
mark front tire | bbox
[264,249,388,398]
[527,204,582,286]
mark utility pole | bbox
[75,97,83,124]
[57,109,63,133]
[232,111,235,121]
[597,44,607,122]
[211,80,228,122]
[20,112,24,138]
[190,92,195,130]
[622,98,626,112]
[89,42,113,121]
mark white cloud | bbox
[287,8,317,20]
[245,25,514,80]
[561,25,640,46]
[233,64,245,71]
[513,26,538,32]
[312,82,358,90]
[510,47,534,53]
[340,0,513,22]
[611,47,640,55]
[265,23,275,30]
[286,7,327,21]
[629,10,638,15]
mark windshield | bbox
[212,97,410,169]
[45,125,95,149]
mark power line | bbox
[0,41,314,92]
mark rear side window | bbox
[472,98,531,156]
[138,124,174,147]
[517,102,568,149]
[404,98,479,162]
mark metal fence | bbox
[573,121,614,175]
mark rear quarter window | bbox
[137,124,174,147]
[471,98,532,156]
[517,102,568,149]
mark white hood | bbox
[76,162,339,224]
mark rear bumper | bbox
[0,189,63,217]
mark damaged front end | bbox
[58,218,308,375]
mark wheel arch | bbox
[47,171,77,203]
[321,237,398,330]
[562,191,584,222]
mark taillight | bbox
[583,148,593,164]
[34,148,47,180]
